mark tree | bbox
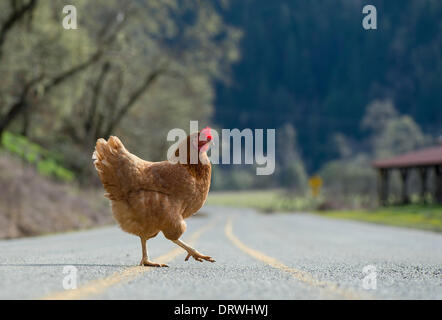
[0,0,38,60]
[58,0,241,162]
[361,99,398,134]
[0,0,129,139]
[319,154,376,203]
[276,123,308,192]
[215,0,442,171]
[373,115,430,158]
[0,0,241,180]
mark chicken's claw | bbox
[139,259,168,267]
[185,251,215,263]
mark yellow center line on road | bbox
[41,220,216,300]
[225,217,373,300]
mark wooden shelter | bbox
[372,146,442,205]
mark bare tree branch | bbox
[0,8,130,138]
[0,0,37,59]
[85,62,111,135]
[102,66,169,138]
[0,74,42,135]
[42,7,130,95]
[94,68,124,140]
[42,50,103,95]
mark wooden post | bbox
[400,168,409,204]
[378,168,389,206]
[435,165,442,204]
[419,167,428,204]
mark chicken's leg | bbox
[139,237,168,267]
[173,239,215,263]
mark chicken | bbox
[92,127,214,267]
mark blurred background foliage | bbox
[215,0,442,171]
[0,0,241,181]
[0,0,441,237]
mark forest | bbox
[215,0,442,171]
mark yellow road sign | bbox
[308,175,323,197]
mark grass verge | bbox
[318,205,442,233]
[207,190,316,212]
[207,190,442,232]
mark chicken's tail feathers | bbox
[93,136,129,200]
[107,135,125,150]
[93,136,125,161]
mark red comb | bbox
[200,126,212,140]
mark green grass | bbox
[207,190,318,212]
[319,205,442,233]
[207,190,442,232]
[1,131,74,182]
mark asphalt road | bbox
[0,207,441,300]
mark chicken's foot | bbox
[173,239,215,263]
[139,259,168,267]
[140,237,168,267]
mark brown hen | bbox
[92,128,214,267]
